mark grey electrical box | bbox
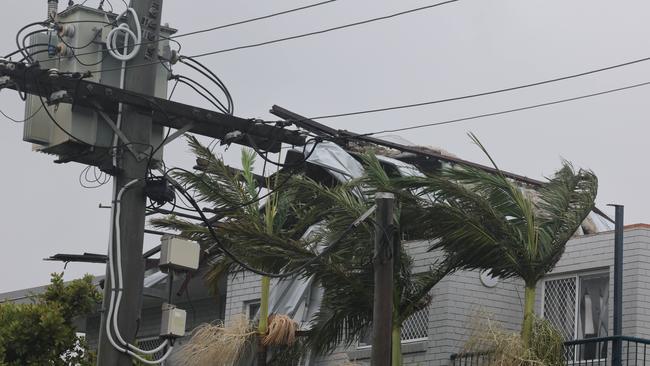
[160,303,186,338]
[23,4,176,167]
[159,236,200,272]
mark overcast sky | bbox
[1,0,648,292]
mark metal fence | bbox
[564,336,650,366]
[449,351,493,366]
[450,336,650,366]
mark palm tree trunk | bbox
[391,323,402,366]
[521,283,537,347]
[257,276,270,366]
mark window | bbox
[244,299,261,320]
[358,307,429,347]
[542,273,609,361]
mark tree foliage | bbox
[0,273,101,366]
[401,133,598,344]
[152,137,455,362]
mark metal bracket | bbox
[90,100,144,160]
[352,204,377,227]
[0,76,10,88]
[157,122,195,150]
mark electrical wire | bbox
[349,80,650,137]
[4,43,50,59]
[173,0,337,40]
[78,0,457,74]
[247,136,321,169]
[187,0,458,59]
[19,49,51,63]
[0,104,42,123]
[21,29,48,63]
[303,61,650,122]
[175,77,229,114]
[61,0,338,61]
[179,56,233,114]
[15,21,48,61]
[106,179,174,364]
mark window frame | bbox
[243,299,262,321]
[541,270,610,363]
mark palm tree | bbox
[152,138,455,365]
[289,168,456,365]
[402,134,598,346]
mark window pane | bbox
[578,274,609,360]
[543,277,577,341]
[245,300,261,320]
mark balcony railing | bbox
[450,336,650,366]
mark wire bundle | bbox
[175,56,234,115]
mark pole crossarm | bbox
[0,61,306,152]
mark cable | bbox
[0,105,43,123]
[304,62,650,122]
[179,56,233,114]
[63,0,337,61]
[78,0,457,74]
[176,77,229,114]
[21,29,48,63]
[19,49,50,63]
[106,7,142,61]
[187,0,458,59]
[173,0,337,40]
[247,136,321,169]
[105,179,174,364]
[15,22,48,61]
[350,80,650,137]
[4,43,50,59]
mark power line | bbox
[349,80,650,137]
[0,105,42,123]
[80,0,457,74]
[89,51,650,123]
[172,0,337,40]
[52,0,339,60]
[69,0,457,66]
[303,57,650,121]
[187,0,458,58]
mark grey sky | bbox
[1,0,647,292]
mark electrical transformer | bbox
[23,4,175,168]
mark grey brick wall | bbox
[224,270,263,320]
[222,227,650,365]
[538,226,650,341]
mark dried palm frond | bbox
[262,314,298,347]
[461,313,564,366]
[171,314,256,366]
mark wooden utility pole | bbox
[97,0,164,364]
[371,192,395,366]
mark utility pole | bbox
[97,0,164,364]
[371,192,395,366]
[610,204,624,366]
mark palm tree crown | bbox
[402,134,598,344]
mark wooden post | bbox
[371,192,395,366]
